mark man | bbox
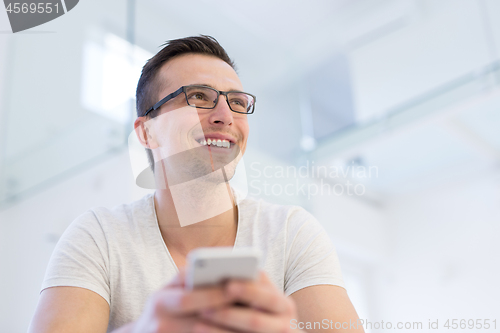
[29,36,364,333]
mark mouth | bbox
[193,134,237,150]
[196,138,232,149]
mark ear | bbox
[134,117,158,149]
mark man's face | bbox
[142,53,249,183]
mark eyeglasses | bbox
[144,85,256,116]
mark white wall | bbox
[371,171,500,330]
[312,191,389,323]
[0,10,12,200]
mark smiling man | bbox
[29,36,364,333]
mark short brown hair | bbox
[135,35,235,172]
[136,35,235,118]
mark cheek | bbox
[240,122,249,141]
[147,108,202,149]
[233,114,249,130]
[237,121,250,153]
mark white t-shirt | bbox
[41,193,345,332]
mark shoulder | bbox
[89,194,154,226]
[66,193,155,237]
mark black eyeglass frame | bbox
[144,85,256,116]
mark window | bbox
[81,32,152,124]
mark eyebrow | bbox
[193,83,243,92]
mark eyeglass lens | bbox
[184,86,254,113]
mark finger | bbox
[200,306,290,333]
[159,315,200,333]
[192,322,236,333]
[225,280,293,315]
[133,311,200,333]
[159,286,233,315]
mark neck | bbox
[153,179,238,259]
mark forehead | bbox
[157,53,243,95]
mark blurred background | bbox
[1,0,499,332]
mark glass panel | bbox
[0,0,138,207]
[310,62,500,160]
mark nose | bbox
[208,94,234,126]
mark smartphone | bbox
[185,247,261,290]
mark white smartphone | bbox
[185,247,261,290]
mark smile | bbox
[197,138,232,148]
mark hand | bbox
[194,271,299,333]
[130,268,234,333]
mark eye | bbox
[230,98,246,107]
[188,92,209,101]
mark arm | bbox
[31,211,113,332]
[29,270,237,333]
[28,286,110,333]
[290,285,365,333]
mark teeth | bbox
[199,138,232,148]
